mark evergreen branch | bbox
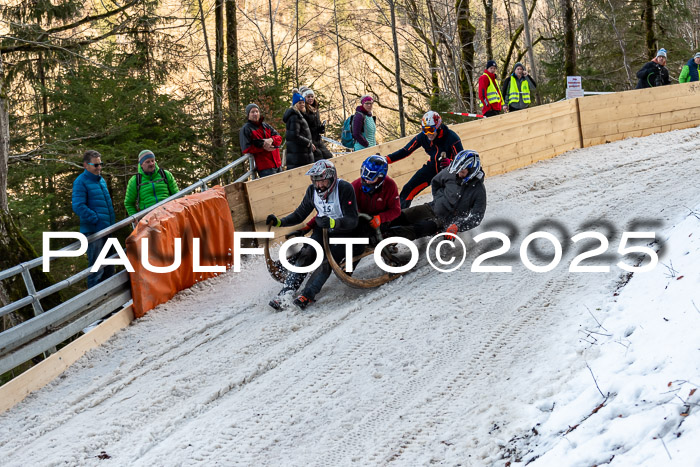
[44,0,141,36]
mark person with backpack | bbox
[299,86,332,161]
[124,150,179,217]
[239,103,283,177]
[351,95,377,151]
[283,89,315,170]
[386,111,463,208]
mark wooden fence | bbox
[227,82,700,238]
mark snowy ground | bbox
[1,127,699,466]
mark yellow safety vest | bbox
[481,73,503,107]
[508,76,531,105]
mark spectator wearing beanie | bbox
[239,103,283,178]
[636,48,670,89]
[352,95,377,151]
[124,149,179,217]
[478,60,504,117]
[299,86,332,161]
[679,52,700,83]
[502,62,537,112]
[282,89,314,170]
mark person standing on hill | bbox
[72,150,116,288]
[636,48,671,89]
[124,150,179,217]
[478,60,504,117]
[502,62,537,112]
[239,103,283,177]
[283,89,315,170]
[386,111,463,208]
[299,86,332,161]
[352,95,377,151]
[679,52,700,83]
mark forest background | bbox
[0,0,699,321]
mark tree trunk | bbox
[483,0,494,60]
[519,0,541,105]
[333,0,346,120]
[225,0,240,142]
[295,0,299,88]
[388,0,405,137]
[268,0,278,83]
[455,0,476,110]
[644,0,656,59]
[1,53,9,214]
[562,0,576,76]
[213,0,225,168]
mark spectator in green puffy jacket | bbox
[679,52,700,83]
[124,150,179,216]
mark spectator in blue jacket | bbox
[72,150,116,288]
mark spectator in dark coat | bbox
[636,48,671,89]
[352,95,377,151]
[299,86,332,161]
[283,89,314,170]
[502,62,537,112]
[239,103,283,177]
[71,150,116,288]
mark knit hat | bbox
[486,60,497,69]
[656,48,667,58]
[245,103,259,118]
[292,88,305,106]
[694,52,700,59]
[300,86,314,98]
[513,62,524,72]
[138,150,155,165]
[361,95,374,104]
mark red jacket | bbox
[351,176,401,224]
[239,118,283,171]
[478,70,503,113]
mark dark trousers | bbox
[387,204,440,241]
[399,164,438,209]
[312,140,333,161]
[483,110,501,117]
[258,167,282,178]
[86,235,115,289]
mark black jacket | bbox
[431,169,487,231]
[280,180,359,235]
[387,123,464,174]
[636,61,670,89]
[283,107,314,169]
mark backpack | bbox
[340,114,355,149]
[134,168,171,212]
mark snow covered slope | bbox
[1,127,699,466]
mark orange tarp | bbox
[126,186,234,318]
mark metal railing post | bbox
[20,265,44,317]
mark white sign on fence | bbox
[566,76,584,99]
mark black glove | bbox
[315,216,336,229]
[285,226,312,239]
[266,214,281,227]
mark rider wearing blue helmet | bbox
[350,155,401,234]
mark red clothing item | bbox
[478,70,503,113]
[240,119,283,171]
[351,176,401,224]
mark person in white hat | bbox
[636,48,670,89]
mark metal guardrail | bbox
[0,154,255,376]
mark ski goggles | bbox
[422,124,438,135]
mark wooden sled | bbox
[323,214,411,289]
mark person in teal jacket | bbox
[124,150,179,216]
[71,149,116,288]
[679,52,700,83]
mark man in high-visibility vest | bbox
[502,62,537,113]
[478,60,504,117]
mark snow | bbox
[1,126,700,466]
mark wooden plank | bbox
[225,183,253,231]
[0,306,135,414]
